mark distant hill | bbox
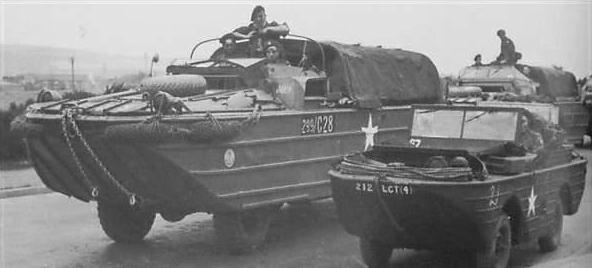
[0,44,156,78]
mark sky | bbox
[1,1,591,77]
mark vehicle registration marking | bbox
[409,138,422,147]
[301,114,335,135]
[355,182,413,195]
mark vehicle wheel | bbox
[538,202,563,252]
[474,213,511,268]
[97,201,156,243]
[359,237,392,268]
[213,206,278,254]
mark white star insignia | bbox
[527,187,537,217]
[361,113,378,151]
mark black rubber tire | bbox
[538,202,563,252]
[140,74,207,97]
[359,237,392,268]
[97,201,156,243]
[213,206,278,254]
[475,213,512,268]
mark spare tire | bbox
[140,74,207,97]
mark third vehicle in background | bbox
[447,64,590,145]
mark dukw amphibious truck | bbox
[14,35,442,251]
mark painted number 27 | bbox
[409,138,421,147]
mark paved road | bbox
[1,150,591,268]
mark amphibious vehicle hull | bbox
[25,107,411,215]
[330,151,586,249]
[329,145,586,267]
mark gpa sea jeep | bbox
[330,104,586,268]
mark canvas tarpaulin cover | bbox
[458,64,578,99]
[526,66,578,98]
[319,42,442,108]
[209,39,442,108]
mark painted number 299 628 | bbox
[301,115,335,135]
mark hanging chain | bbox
[62,109,99,199]
[62,108,137,206]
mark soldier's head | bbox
[519,114,530,130]
[251,5,267,28]
[264,40,283,62]
[497,29,506,38]
[220,33,237,53]
[474,54,482,63]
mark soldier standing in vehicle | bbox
[495,29,518,65]
[232,5,290,57]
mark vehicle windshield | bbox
[190,58,264,68]
[189,36,326,71]
[411,109,518,141]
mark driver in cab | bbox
[212,33,248,60]
[263,40,289,65]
